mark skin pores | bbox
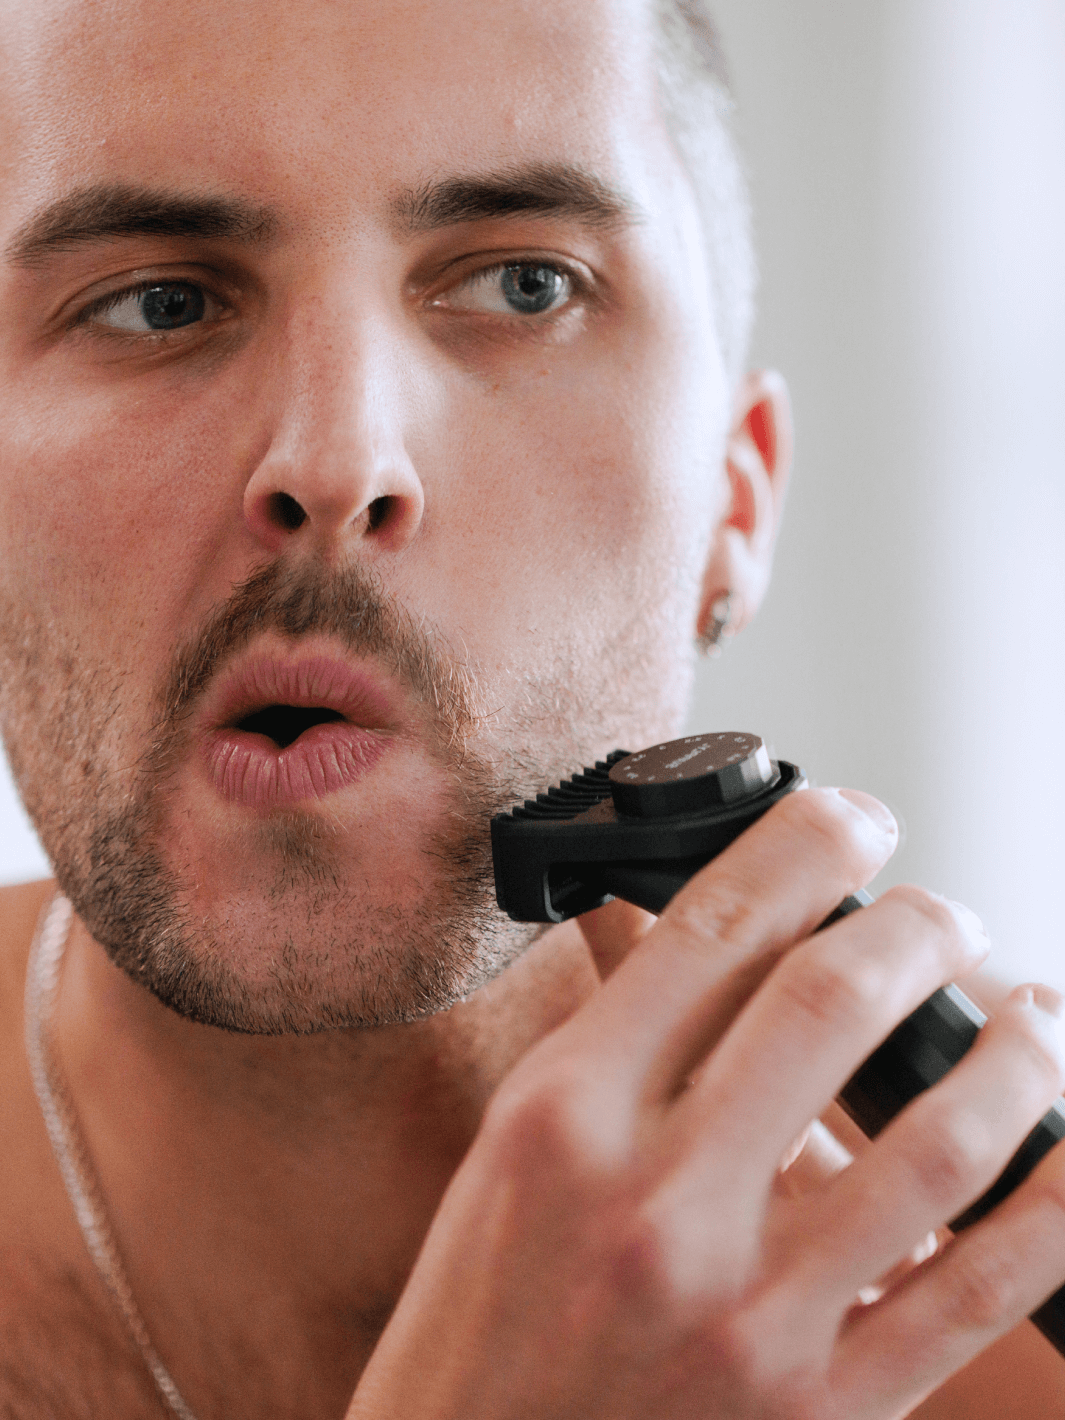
[0,0,731,1029]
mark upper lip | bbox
[204,650,400,736]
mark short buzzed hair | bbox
[654,1,755,384]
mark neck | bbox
[50,908,598,1414]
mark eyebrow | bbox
[4,184,275,266]
[4,165,636,268]
[396,163,639,235]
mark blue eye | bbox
[443,261,574,317]
[499,265,566,314]
[138,285,205,329]
[93,282,211,332]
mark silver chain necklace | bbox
[24,892,200,1420]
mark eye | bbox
[89,281,217,333]
[442,262,574,317]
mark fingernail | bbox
[836,789,898,840]
[943,897,991,954]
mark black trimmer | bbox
[491,731,1065,1354]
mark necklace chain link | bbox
[24,893,200,1420]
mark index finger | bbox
[562,786,898,1101]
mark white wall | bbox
[688,0,1065,987]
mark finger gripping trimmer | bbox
[491,732,1065,1354]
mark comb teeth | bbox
[509,751,627,821]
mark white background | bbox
[686,0,1065,987]
[2,2,1063,991]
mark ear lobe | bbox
[697,370,793,643]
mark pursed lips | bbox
[200,653,399,808]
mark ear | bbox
[697,369,793,644]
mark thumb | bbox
[577,897,657,981]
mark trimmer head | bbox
[491,732,804,922]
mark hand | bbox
[348,789,1065,1419]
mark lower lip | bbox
[204,721,391,808]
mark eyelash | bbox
[429,258,587,319]
[77,279,223,334]
[73,255,590,339]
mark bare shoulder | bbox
[0,879,59,1224]
[0,882,162,1416]
[0,879,61,1237]
[911,1321,1065,1417]
[0,880,54,1022]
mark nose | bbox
[243,305,425,558]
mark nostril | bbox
[366,496,394,533]
[268,491,308,531]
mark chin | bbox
[58,764,535,1033]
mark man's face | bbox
[0,0,731,1030]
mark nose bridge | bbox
[243,295,424,555]
[283,302,400,477]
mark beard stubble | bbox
[0,558,559,1034]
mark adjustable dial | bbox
[607,731,775,818]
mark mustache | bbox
[155,558,478,741]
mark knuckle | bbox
[484,1057,629,1179]
[605,1210,684,1313]
[940,1243,1021,1331]
[776,946,883,1032]
[603,1206,749,1330]
[601,1208,836,1420]
[700,1300,830,1420]
[903,1107,998,1207]
[612,1195,758,1320]
[664,789,889,957]
[665,882,757,955]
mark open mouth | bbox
[203,654,397,807]
[234,704,347,749]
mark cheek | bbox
[404,321,725,715]
[0,365,261,657]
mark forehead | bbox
[0,0,666,237]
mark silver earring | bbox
[700,592,735,658]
